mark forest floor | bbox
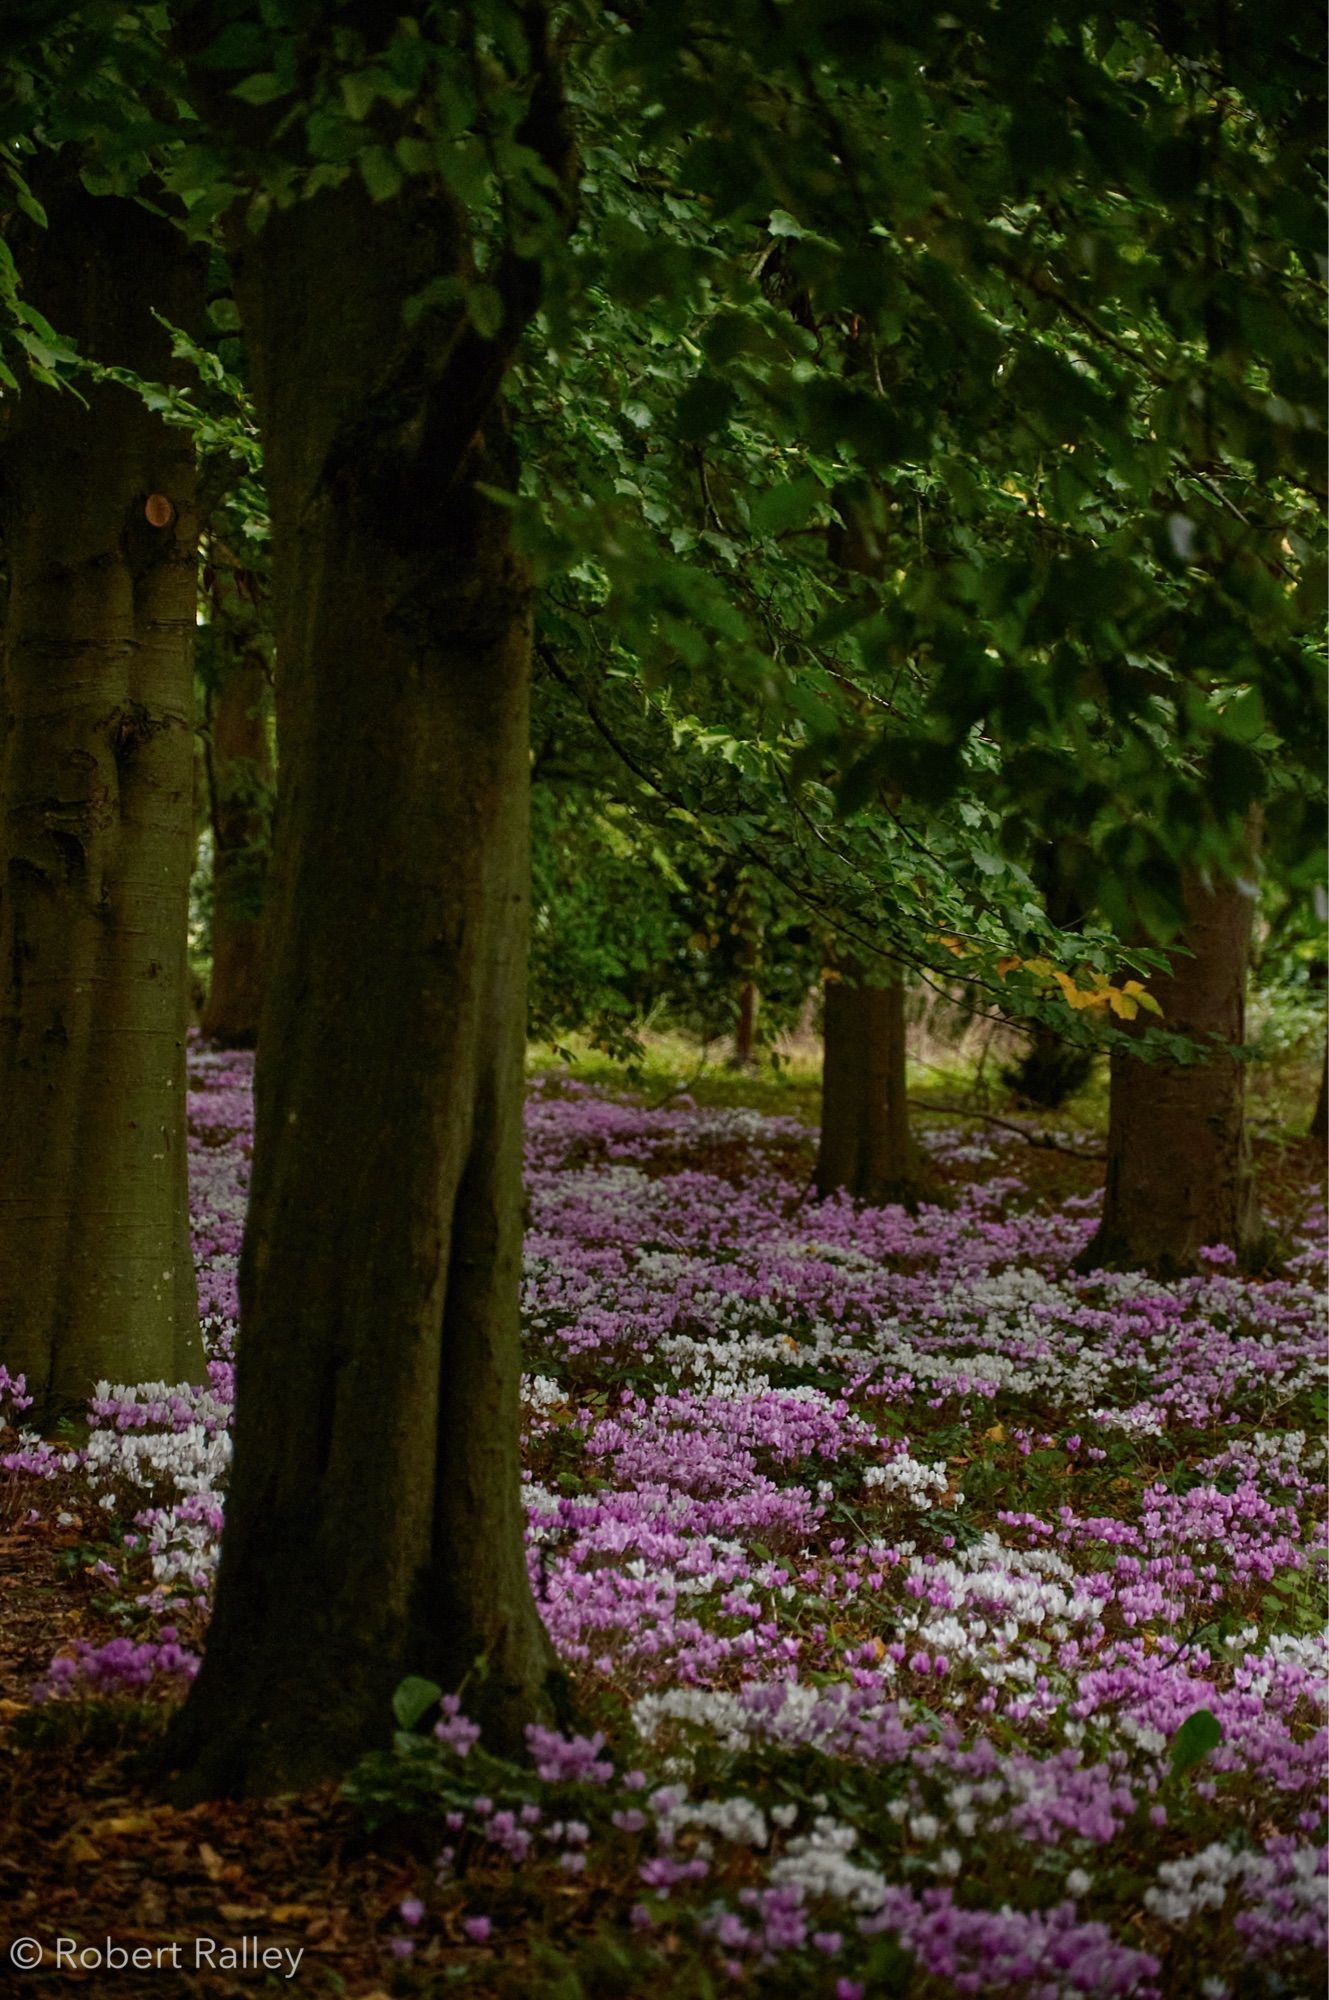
[0,1045,1324,1999]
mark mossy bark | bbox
[0,183,204,1424]
[815,966,924,1206]
[166,174,565,1798]
[200,596,273,1048]
[1077,869,1260,1277]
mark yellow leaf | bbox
[1052,971,1100,1009]
[996,956,1021,979]
[87,1812,157,1838]
[1135,991,1164,1017]
[983,1422,1005,1443]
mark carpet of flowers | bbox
[1,1046,1325,1998]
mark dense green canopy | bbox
[2,4,1323,936]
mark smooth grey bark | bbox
[0,181,204,1423]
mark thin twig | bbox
[909,1100,1104,1160]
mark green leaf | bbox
[391,1676,442,1731]
[404,274,462,328]
[395,136,436,176]
[1220,687,1265,743]
[465,283,504,340]
[231,72,291,107]
[207,297,242,333]
[768,208,805,238]
[341,72,379,122]
[1169,1707,1222,1779]
[359,146,404,203]
[675,375,734,442]
[5,167,46,229]
[749,476,820,538]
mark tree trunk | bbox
[732,978,759,1067]
[0,180,204,1425]
[166,172,565,1798]
[1077,869,1260,1276]
[816,482,924,1205]
[815,965,923,1205]
[1004,1019,1095,1110]
[1311,1044,1327,1145]
[200,594,273,1047]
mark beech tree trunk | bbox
[815,478,924,1206]
[0,181,204,1424]
[1078,869,1260,1276]
[200,597,273,1047]
[733,979,759,1067]
[1311,1045,1327,1145]
[815,966,923,1205]
[167,161,567,1795]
